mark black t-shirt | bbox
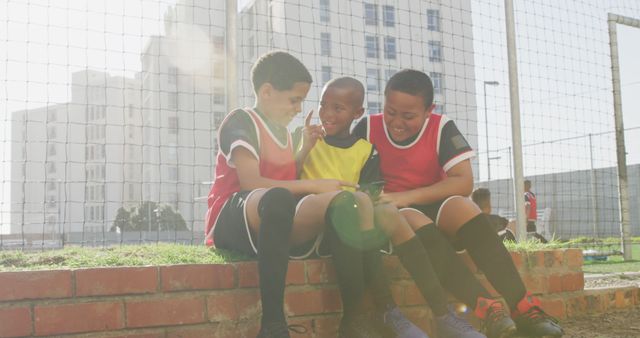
[352,115,473,170]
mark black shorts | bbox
[401,198,466,252]
[527,221,537,233]
[212,189,319,259]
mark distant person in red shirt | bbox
[524,180,548,243]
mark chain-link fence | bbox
[1,0,639,255]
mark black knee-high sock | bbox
[363,243,396,311]
[456,214,526,310]
[394,236,448,316]
[257,188,296,326]
[415,224,491,309]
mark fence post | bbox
[226,0,238,111]
[607,13,637,260]
[504,0,527,241]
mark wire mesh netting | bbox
[1,0,639,252]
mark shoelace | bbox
[521,306,560,324]
[442,311,475,331]
[486,302,507,323]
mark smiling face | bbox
[383,89,434,143]
[258,81,311,127]
[318,86,364,138]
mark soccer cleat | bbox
[338,313,384,338]
[379,306,429,338]
[435,309,487,338]
[256,322,307,338]
[475,297,517,338]
[511,292,564,337]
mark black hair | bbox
[384,69,434,108]
[471,188,491,208]
[251,51,313,93]
[524,180,532,187]
[323,76,365,108]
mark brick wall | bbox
[0,248,637,338]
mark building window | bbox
[428,41,442,62]
[366,68,380,91]
[321,32,331,57]
[213,35,225,54]
[384,36,396,59]
[168,66,177,85]
[47,126,56,139]
[385,69,397,82]
[319,0,330,23]
[430,72,443,94]
[367,101,380,115]
[365,35,378,58]
[168,116,179,134]
[321,66,332,85]
[383,5,395,27]
[168,166,178,181]
[364,3,377,26]
[168,92,177,110]
[48,143,57,156]
[47,162,56,173]
[214,61,224,79]
[427,10,440,32]
[214,87,225,105]
[47,110,57,122]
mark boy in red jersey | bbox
[353,69,563,337]
[299,76,487,338]
[204,51,359,338]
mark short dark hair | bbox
[323,76,365,108]
[384,69,434,108]
[251,51,312,93]
[471,188,491,208]
[524,180,532,187]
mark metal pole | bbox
[484,82,490,181]
[226,0,238,111]
[504,0,527,241]
[588,134,599,238]
[608,13,635,260]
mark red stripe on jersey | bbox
[525,191,537,221]
[368,113,446,193]
[204,108,297,244]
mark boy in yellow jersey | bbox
[298,77,486,338]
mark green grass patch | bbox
[0,244,251,271]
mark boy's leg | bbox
[244,188,297,332]
[436,197,563,337]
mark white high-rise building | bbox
[8,70,141,237]
[237,0,478,151]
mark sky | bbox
[1,0,639,183]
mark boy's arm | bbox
[380,159,474,207]
[233,147,356,195]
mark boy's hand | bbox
[310,179,358,194]
[301,110,325,152]
[376,191,411,208]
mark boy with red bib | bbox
[204,51,359,338]
[353,69,563,337]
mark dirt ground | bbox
[559,306,640,338]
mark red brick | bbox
[207,290,261,322]
[562,272,584,292]
[509,251,523,270]
[546,274,563,293]
[545,250,565,269]
[126,296,205,328]
[0,306,32,337]
[287,317,314,337]
[0,270,72,301]
[383,256,410,280]
[313,315,341,336]
[565,249,583,268]
[75,267,157,296]
[161,264,234,291]
[108,333,165,338]
[404,283,426,306]
[34,301,123,336]
[237,261,259,288]
[285,288,341,316]
[521,273,546,294]
[286,260,306,285]
[167,324,220,338]
[539,297,566,319]
[306,259,336,284]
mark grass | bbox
[0,243,251,271]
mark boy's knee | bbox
[258,188,296,229]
